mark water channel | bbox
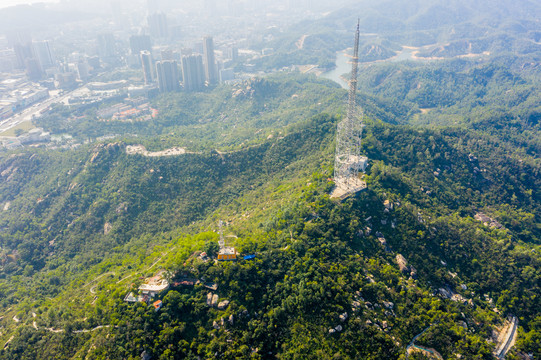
[320,49,351,89]
[320,46,429,89]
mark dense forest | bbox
[0,78,539,358]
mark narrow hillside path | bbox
[83,272,115,288]
[117,246,176,284]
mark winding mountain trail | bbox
[116,246,177,284]
[83,272,116,288]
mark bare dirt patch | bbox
[126,145,188,157]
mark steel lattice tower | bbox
[333,20,365,191]
[218,220,225,250]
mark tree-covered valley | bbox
[0,1,540,359]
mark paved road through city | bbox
[0,89,73,134]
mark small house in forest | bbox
[217,246,237,261]
[216,220,237,261]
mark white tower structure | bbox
[332,20,368,199]
[217,220,237,261]
[218,220,225,250]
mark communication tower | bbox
[218,220,225,250]
[332,20,368,199]
[217,220,237,261]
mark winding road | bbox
[496,316,518,359]
[0,89,75,135]
[406,325,432,359]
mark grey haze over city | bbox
[0,0,356,146]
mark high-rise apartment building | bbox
[227,46,238,61]
[97,33,116,62]
[13,42,33,69]
[202,36,218,85]
[6,31,31,48]
[140,50,154,85]
[77,59,90,80]
[160,49,174,61]
[181,54,205,92]
[87,56,101,71]
[148,13,169,38]
[155,60,180,93]
[129,35,152,55]
[25,58,43,80]
[32,41,55,70]
[0,49,17,73]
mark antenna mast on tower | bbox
[217,220,237,261]
[347,19,361,125]
[332,19,367,198]
[218,220,225,250]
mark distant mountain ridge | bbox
[0,4,95,32]
[256,0,541,71]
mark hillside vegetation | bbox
[0,68,538,358]
[1,1,541,353]
[253,0,541,71]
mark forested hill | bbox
[0,69,539,358]
[0,113,335,290]
[35,74,349,147]
[252,0,541,70]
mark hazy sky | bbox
[0,0,59,9]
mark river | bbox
[320,49,351,89]
[320,46,429,89]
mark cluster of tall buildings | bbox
[140,36,222,94]
[9,37,56,81]
[3,31,109,89]
[124,12,228,94]
[1,8,239,96]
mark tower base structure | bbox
[330,175,367,200]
